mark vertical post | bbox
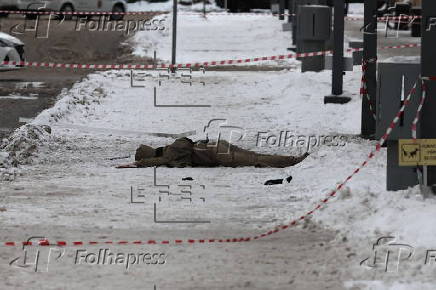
[421,0,436,186]
[279,0,285,20]
[292,0,298,46]
[171,0,178,71]
[288,0,293,23]
[361,0,377,138]
[203,0,206,17]
[332,0,344,96]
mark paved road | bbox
[0,14,151,139]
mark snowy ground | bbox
[1,3,436,290]
[131,13,295,66]
[129,0,223,12]
[2,67,435,289]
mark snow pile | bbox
[0,124,52,166]
[311,155,436,248]
[35,78,109,124]
[131,13,295,66]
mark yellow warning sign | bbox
[399,139,436,166]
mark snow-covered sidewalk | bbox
[1,66,436,289]
[131,13,295,66]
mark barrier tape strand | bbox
[360,58,377,121]
[411,80,427,140]
[1,43,420,70]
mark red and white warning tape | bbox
[0,10,294,17]
[360,58,377,121]
[1,51,333,70]
[1,77,421,248]
[376,15,422,22]
[0,43,420,70]
[378,79,419,150]
[411,80,426,140]
[0,9,165,16]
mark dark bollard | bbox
[361,0,378,139]
[296,5,331,72]
[420,0,436,189]
[279,0,285,20]
[376,61,422,191]
[349,41,364,65]
[411,7,421,37]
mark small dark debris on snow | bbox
[264,176,293,185]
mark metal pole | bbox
[279,0,285,20]
[203,0,206,17]
[361,0,377,138]
[332,0,344,96]
[292,0,297,46]
[288,0,293,23]
[171,0,178,71]
[421,0,436,187]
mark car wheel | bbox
[60,4,74,21]
[110,4,124,21]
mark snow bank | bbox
[0,123,52,182]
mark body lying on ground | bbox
[116,137,309,168]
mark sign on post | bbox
[399,139,436,166]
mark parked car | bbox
[0,0,128,20]
[0,32,25,71]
